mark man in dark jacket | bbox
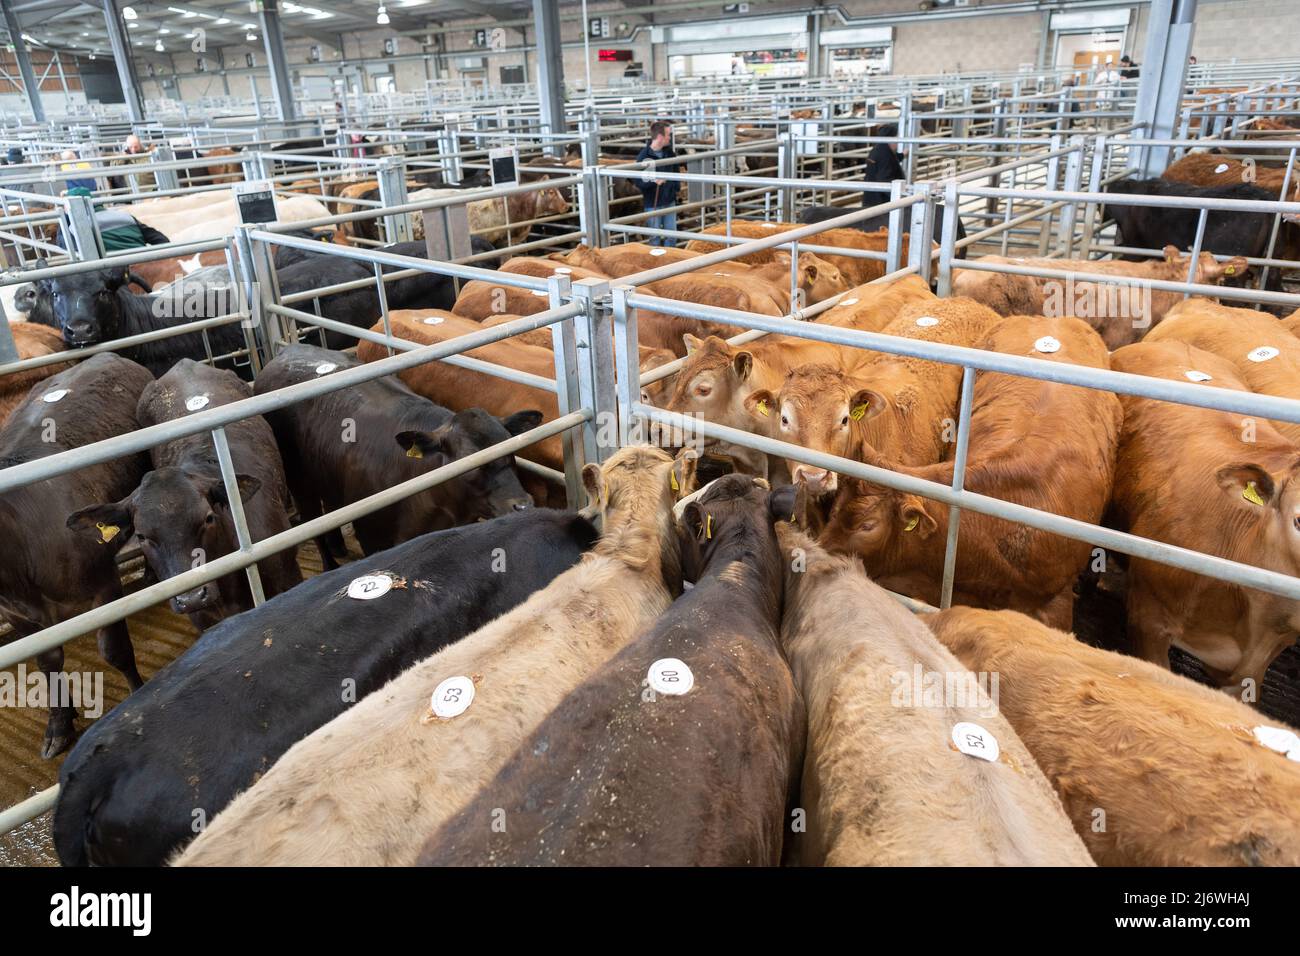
[636,121,681,246]
[1119,55,1140,79]
[864,123,906,190]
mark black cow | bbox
[40,265,253,378]
[1103,179,1277,261]
[418,476,804,867]
[0,353,153,757]
[277,237,498,350]
[67,359,302,631]
[52,506,598,866]
[797,194,968,257]
[254,343,537,568]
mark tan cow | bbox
[0,323,72,425]
[409,185,571,246]
[175,445,694,867]
[1110,339,1300,691]
[745,296,1003,494]
[928,607,1300,866]
[685,222,908,287]
[952,246,1249,349]
[779,526,1094,866]
[1146,297,1300,444]
[818,316,1123,626]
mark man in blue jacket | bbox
[636,121,681,246]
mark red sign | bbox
[598,49,633,62]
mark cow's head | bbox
[818,478,937,562]
[744,363,883,497]
[1216,459,1300,583]
[660,334,753,434]
[771,253,850,304]
[1177,246,1251,287]
[395,408,539,521]
[536,187,570,217]
[48,266,139,346]
[676,472,783,588]
[67,467,262,616]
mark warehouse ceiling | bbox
[3,0,535,58]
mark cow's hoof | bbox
[41,728,75,760]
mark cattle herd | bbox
[2,136,1300,868]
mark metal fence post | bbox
[778,131,795,222]
[936,178,961,297]
[610,284,642,447]
[62,193,103,261]
[1056,134,1086,257]
[940,365,977,609]
[886,178,905,274]
[1080,134,1108,259]
[570,276,618,467]
[234,224,284,364]
[1037,133,1063,256]
[547,273,585,508]
[907,182,935,285]
[151,143,179,191]
[211,425,267,607]
[376,156,412,243]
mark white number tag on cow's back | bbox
[347,573,392,601]
[650,248,667,257]
[915,316,940,328]
[1248,346,1279,363]
[315,362,337,376]
[422,316,444,326]
[185,394,210,412]
[648,657,694,696]
[1215,162,1231,174]
[1254,725,1300,755]
[553,267,572,275]
[530,289,548,297]
[431,675,475,719]
[41,388,69,404]
[1034,336,1061,354]
[838,297,860,307]
[952,721,999,762]
[1185,370,1213,383]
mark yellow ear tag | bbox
[1242,481,1265,506]
[1225,265,1236,276]
[705,514,713,539]
[406,445,423,459]
[670,468,680,492]
[96,522,120,544]
[756,399,770,417]
[903,515,920,532]
[850,402,868,421]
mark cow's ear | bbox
[849,388,887,422]
[499,409,543,436]
[1163,245,1181,264]
[898,495,938,538]
[67,499,135,549]
[582,462,607,510]
[395,429,445,461]
[682,333,703,355]
[680,501,707,541]
[669,450,697,498]
[209,474,262,507]
[1217,463,1277,508]
[768,483,808,527]
[732,350,753,381]
[105,268,129,290]
[744,388,776,421]
[1212,256,1249,281]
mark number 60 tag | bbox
[647,658,694,696]
[951,721,1000,762]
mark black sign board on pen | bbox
[489,146,518,186]
[234,180,278,224]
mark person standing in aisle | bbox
[636,121,681,246]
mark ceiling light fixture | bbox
[122,5,138,19]
[376,5,389,25]
[246,30,257,41]
[155,39,164,52]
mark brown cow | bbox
[176,445,694,866]
[1110,339,1300,692]
[418,474,802,866]
[952,246,1249,350]
[1162,151,1300,201]
[0,323,71,425]
[129,249,229,289]
[1146,297,1300,444]
[656,277,936,479]
[928,606,1300,866]
[779,526,1094,866]
[819,316,1123,626]
[686,222,908,287]
[744,296,1003,495]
